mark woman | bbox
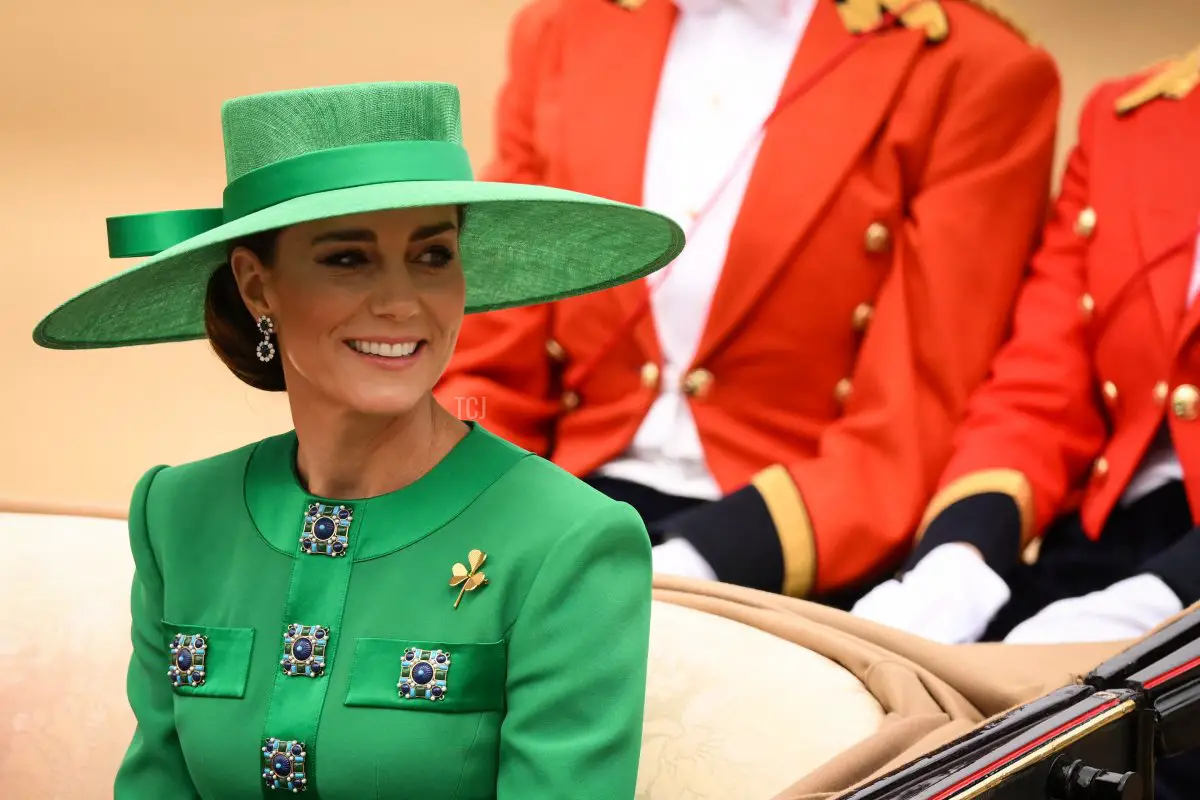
[34,81,684,798]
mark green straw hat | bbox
[33,82,685,350]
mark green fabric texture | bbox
[345,639,507,713]
[34,81,685,350]
[114,423,653,799]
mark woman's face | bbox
[231,205,466,417]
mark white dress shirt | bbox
[1120,231,1200,505]
[596,0,815,500]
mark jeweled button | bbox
[313,517,335,540]
[412,662,435,685]
[292,637,313,662]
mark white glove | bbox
[850,543,1011,644]
[1004,573,1183,644]
[652,538,718,582]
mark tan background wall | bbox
[3,0,1198,516]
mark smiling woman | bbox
[31,81,684,799]
[204,206,471,395]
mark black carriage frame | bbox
[843,607,1200,799]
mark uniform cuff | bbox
[651,484,785,594]
[907,493,1024,577]
[1142,526,1200,607]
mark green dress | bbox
[114,422,652,799]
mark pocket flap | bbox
[346,638,506,713]
[162,621,255,699]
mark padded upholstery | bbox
[0,511,885,799]
[0,513,136,800]
[638,602,884,799]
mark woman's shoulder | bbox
[483,442,649,545]
[133,434,283,503]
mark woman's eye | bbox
[317,249,370,268]
[414,245,456,269]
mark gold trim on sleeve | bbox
[751,465,817,598]
[1116,44,1200,114]
[916,468,1035,546]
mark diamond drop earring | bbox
[256,315,276,363]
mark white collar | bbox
[674,0,797,24]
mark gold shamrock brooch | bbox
[450,549,488,609]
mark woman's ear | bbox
[229,247,272,320]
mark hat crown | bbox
[220,82,464,183]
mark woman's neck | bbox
[290,393,468,500]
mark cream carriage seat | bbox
[0,511,1121,800]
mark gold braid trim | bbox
[916,468,1035,547]
[751,465,817,598]
[836,0,949,43]
[1116,44,1200,115]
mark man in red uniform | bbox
[437,0,1060,601]
[853,48,1200,644]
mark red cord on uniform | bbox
[1087,220,1200,347]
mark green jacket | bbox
[115,423,652,798]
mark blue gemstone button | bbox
[292,637,313,661]
[412,662,434,685]
[262,738,308,792]
[313,517,335,540]
[282,625,329,678]
[299,502,353,558]
[168,633,207,689]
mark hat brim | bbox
[33,180,685,349]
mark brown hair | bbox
[204,229,285,392]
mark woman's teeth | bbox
[349,340,420,358]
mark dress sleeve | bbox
[114,465,200,798]
[496,501,652,798]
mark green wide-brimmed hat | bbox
[33,82,685,350]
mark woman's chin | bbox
[328,385,430,418]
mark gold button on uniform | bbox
[1093,456,1109,479]
[1102,380,1119,405]
[1079,293,1095,320]
[545,338,567,363]
[640,362,660,390]
[851,302,875,332]
[864,222,891,254]
[1171,384,1200,421]
[1074,207,1097,238]
[834,378,854,405]
[561,390,580,411]
[1154,381,1169,405]
[682,368,713,398]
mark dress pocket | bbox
[161,621,255,699]
[344,638,506,713]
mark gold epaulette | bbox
[605,0,647,9]
[836,0,949,43]
[1116,44,1200,115]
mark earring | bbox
[256,315,276,363]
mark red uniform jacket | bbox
[914,53,1200,585]
[437,0,1060,596]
